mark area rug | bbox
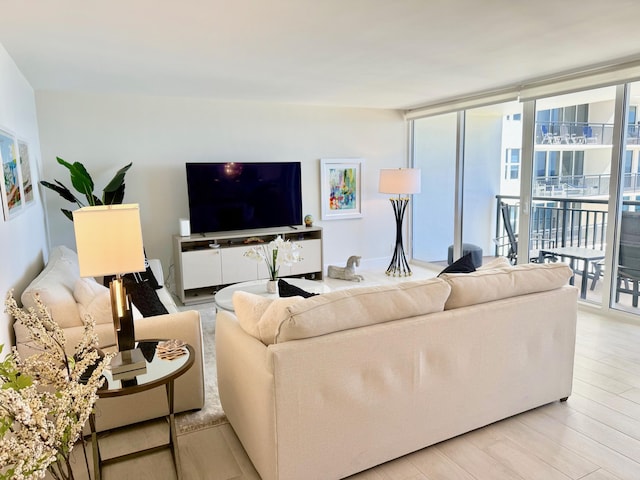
[176,304,227,435]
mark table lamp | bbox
[73,204,145,353]
[379,168,421,276]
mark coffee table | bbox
[215,278,330,311]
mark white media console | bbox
[173,226,323,305]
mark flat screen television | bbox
[185,162,303,234]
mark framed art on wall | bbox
[320,158,363,220]
[18,139,34,206]
[0,128,22,220]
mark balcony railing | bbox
[536,121,613,145]
[494,195,620,258]
[536,121,640,146]
[534,173,640,198]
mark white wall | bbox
[0,44,48,350]
[35,92,407,289]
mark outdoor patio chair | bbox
[590,211,640,306]
[583,126,598,144]
[559,124,572,144]
[540,125,554,144]
[495,201,554,264]
[616,243,640,307]
[616,211,640,306]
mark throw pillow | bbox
[278,279,318,298]
[438,252,476,276]
[73,278,113,325]
[123,277,169,317]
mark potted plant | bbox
[40,157,132,220]
[243,235,302,293]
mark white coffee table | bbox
[214,278,330,311]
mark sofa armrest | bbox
[147,258,165,287]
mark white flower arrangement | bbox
[1,291,113,480]
[243,235,302,280]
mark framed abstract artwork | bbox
[0,128,22,220]
[320,158,363,220]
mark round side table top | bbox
[99,340,194,397]
[215,278,330,311]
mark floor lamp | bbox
[73,204,146,357]
[379,168,421,276]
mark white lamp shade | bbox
[73,204,146,277]
[379,168,421,194]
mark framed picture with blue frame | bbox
[320,158,363,220]
[0,127,22,220]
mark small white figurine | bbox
[327,255,364,282]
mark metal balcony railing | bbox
[494,195,614,258]
[533,173,640,198]
[536,121,613,145]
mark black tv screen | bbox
[186,162,303,234]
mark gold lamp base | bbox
[109,276,136,352]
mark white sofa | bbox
[216,261,577,480]
[13,245,205,432]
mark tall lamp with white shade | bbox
[379,168,421,276]
[73,204,145,353]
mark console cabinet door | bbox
[220,246,260,284]
[181,249,222,289]
[282,239,322,277]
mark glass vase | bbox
[266,279,278,294]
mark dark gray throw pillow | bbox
[438,252,476,276]
[278,279,318,298]
[123,277,169,317]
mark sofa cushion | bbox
[439,262,573,310]
[21,245,83,329]
[265,278,451,345]
[233,291,275,339]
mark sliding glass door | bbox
[410,78,640,319]
[531,86,616,307]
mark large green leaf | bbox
[102,162,131,204]
[56,157,95,205]
[104,184,125,205]
[103,162,132,194]
[39,180,78,204]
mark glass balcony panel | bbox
[412,113,457,264]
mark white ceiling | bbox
[3,0,640,110]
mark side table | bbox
[90,340,195,480]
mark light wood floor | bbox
[66,267,640,480]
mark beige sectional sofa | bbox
[216,261,577,480]
[13,245,205,432]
